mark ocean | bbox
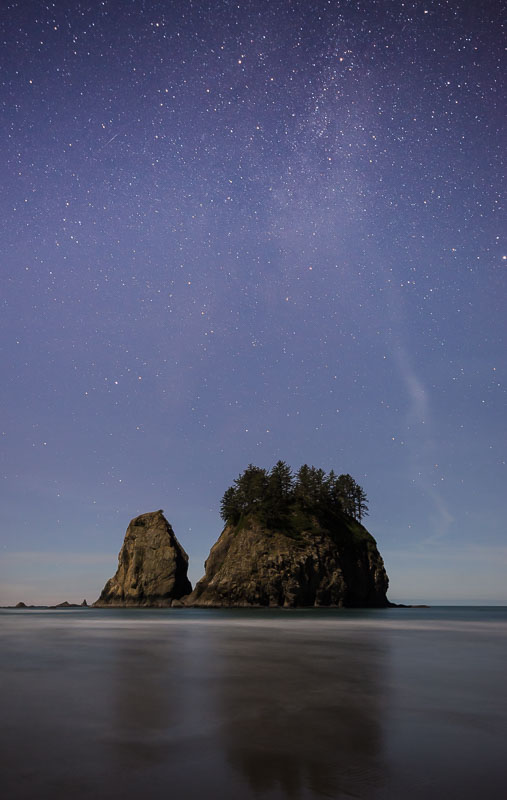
[1,606,506,799]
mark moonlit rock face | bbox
[187,517,389,608]
[94,510,191,607]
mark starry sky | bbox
[1,0,505,605]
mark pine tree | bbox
[335,474,357,518]
[234,464,268,516]
[220,486,241,524]
[306,466,326,507]
[263,461,293,526]
[354,484,369,522]
[324,469,343,514]
[268,460,293,500]
[294,464,313,508]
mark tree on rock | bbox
[220,462,369,528]
[220,486,242,526]
[334,474,369,521]
[268,460,293,500]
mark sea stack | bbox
[187,517,389,608]
[94,510,191,607]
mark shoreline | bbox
[7,604,507,610]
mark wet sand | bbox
[1,607,506,799]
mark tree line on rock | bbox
[220,461,368,530]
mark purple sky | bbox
[1,0,505,605]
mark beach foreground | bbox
[1,607,506,799]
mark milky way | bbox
[1,0,505,603]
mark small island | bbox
[187,462,389,607]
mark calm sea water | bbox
[1,606,506,799]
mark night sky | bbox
[1,0,505,605]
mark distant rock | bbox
[187,515,389,608]
[81,599,88,607]
[49,601,84,608]
[15,601,27,608]
[94,510,192,607]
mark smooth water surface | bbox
[1,607,506,799]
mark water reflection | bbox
[108,635,178,767]
[3,611,507,799]
[103,620,235,796]
[211,625,390,797]
[101,617,391,798]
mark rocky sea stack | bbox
[187,516,389,608]
[187,461,389,608]
[94,510,191,607]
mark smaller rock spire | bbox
[94,510,192,607]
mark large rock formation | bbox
[94,510,191,607]
[186,515,389,608]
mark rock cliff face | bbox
[94,510,191,607]
[186,515,389,608]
